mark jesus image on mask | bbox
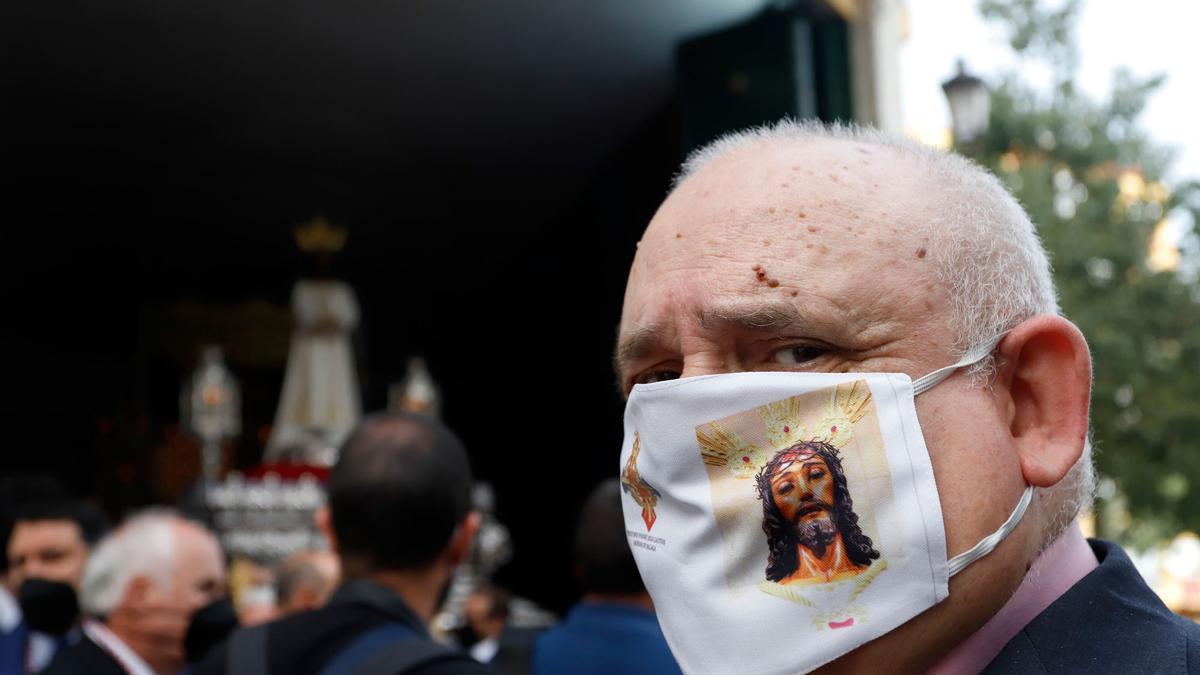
[756,441,881,585]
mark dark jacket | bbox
[985,539,1200,674]
[40,635,124,675]
[196,580,487,675]
[529,602,681,675]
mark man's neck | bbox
[357,567,447,623]
[85,618,164,675]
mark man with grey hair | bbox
[43,510,225,675]
[614,120,1200,673]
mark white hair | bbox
[678,119,1094,545]
[79,509,181,617]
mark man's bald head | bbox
[672,120,1059,364]
[328,412,473,573]
[275,549,339,614]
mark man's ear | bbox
[122,575,155,609]
[314,506,338,554]
[444,511,482,568]
[995,315,1092,488]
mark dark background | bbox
[0,0,770,611]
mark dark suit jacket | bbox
[985,539,1200,674]
[41,635,124,675]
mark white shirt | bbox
[82,619,157,675]
[0,586,19,633]
[469,636,499,663]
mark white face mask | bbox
[618,349,1033,675]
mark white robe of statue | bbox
[266,279,361,465]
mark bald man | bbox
[275,550,340,616]
[614,120,1200,673]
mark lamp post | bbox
[942,59,990,151]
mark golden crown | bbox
[293,216,348,254]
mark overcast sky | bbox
[900,0,1199,184]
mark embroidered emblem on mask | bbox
[621,432,662,531]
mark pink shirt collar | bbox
[926,523,1099,675]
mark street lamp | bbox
[942,59,990,148]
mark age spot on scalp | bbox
[916,247,927,259]
[763,239,772,247]
[797,211,807,219]
[768,207,776,214]
[790,290,798,297]
[767,279,780,288]
[676,232,683,239]
[807,225,818,233]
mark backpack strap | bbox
[316,624,413,675]
[316,621,475,675]
[350,636,477,675]
[226,624,270,675]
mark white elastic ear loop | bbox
[947,485,1035,577]
[911,341,999,396]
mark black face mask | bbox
[17,578,79,636]
[453,623,481,649]
[183,597,239,664]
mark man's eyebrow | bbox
[613,324,669,379]
[697,300,817,332]
[613,301,821,381]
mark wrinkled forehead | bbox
[621,137,945,335]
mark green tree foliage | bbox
[974,0,1200,547]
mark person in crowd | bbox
[274,549,340,616]
[460,584,508,664]
[197,411,488,675]
[3,491,109,673]
[43,509,226,675]
[529,479,681,675]
[612,119,1200,672]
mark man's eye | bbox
[809,469,826,480]
[635,370,681,386]
[770,345,828,365]
[777,483,794,494]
